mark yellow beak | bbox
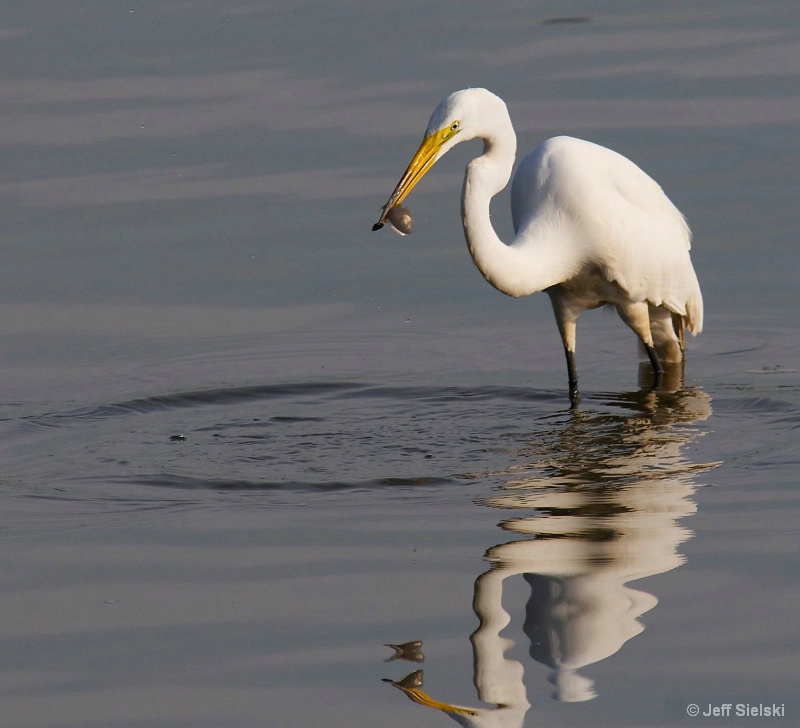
[373,126,455,229]
[384,672,479,717]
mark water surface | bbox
[1,2,799,727]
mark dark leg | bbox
[644,343,664,387]
[549,291,581,406]
[565,347,580,407]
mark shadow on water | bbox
[384,383,720,725]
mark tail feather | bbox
[685,273,704,335]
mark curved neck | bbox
[461,132,574,298]
[461,130,518,288]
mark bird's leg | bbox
[549,292,581,406]
[565,347,580,407]
[643,342,664,387]
[615,301,667,389]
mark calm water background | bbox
[1,2,799,727]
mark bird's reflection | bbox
[385,384,718,725]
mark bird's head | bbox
[373,88,509,231]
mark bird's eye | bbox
[450,121,460,132]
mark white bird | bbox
[373,88,703,404]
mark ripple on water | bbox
[7,378,794,543]
[3,383,568,510]
[1,380,728,501]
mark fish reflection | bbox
[385,386,718,725]
[384,640,425,663]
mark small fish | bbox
[386,204,413,236]
[372,204,413,235]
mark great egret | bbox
[373,88,703,404]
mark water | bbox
[1,2,799,727]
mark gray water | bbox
[1,2,799,727]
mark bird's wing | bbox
[512,137,703,332]
[598,151,703,332]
